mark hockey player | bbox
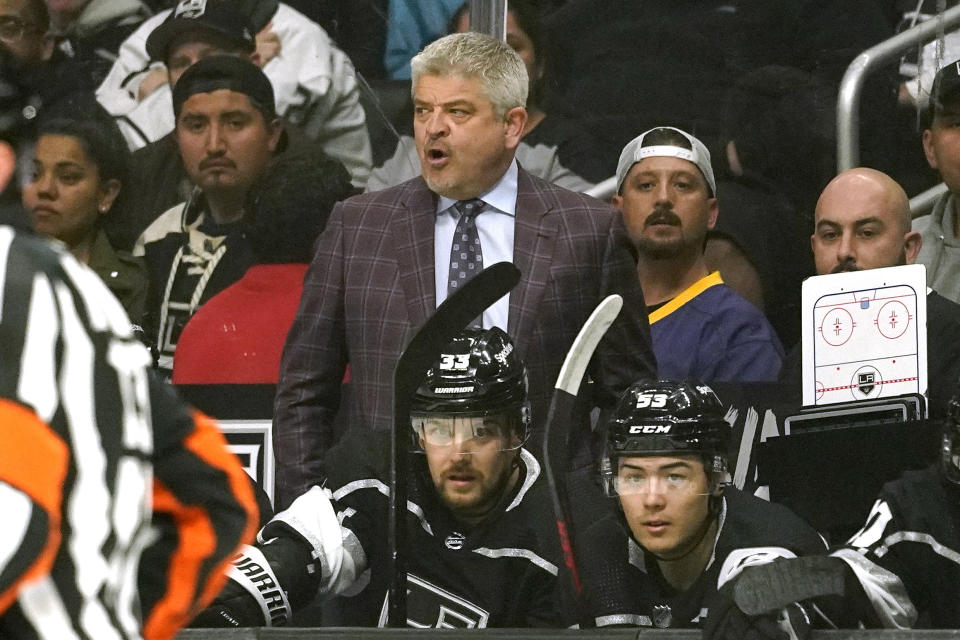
[702,391,960,638]
[0,224,258,639]
[195,327,563,628]
[582,380,826,629]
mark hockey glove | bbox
[191,545,292,628]
[703,582,792,640]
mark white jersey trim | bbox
[471,546,558,576]
[505,448,539,512]
[595,613,653,627]
[873,530,960,566]
[716,546,799,589]
[333,478,433,535]
[832,547,917,628]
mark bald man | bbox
[812,168,921,275]
[782,167,960,417]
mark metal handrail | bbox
[837,4,960,170]
[909,182,949,217]
[469,0,507,40]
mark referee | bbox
[0,224,257,639]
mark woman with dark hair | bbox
[21,96,147,323]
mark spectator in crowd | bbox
[273,32,655,509]
[101,0,259,250]
[780,167,960,418]
[539,0,896,180]
[581,380,825,629]
[712,65,829,348]
[45,0,151,86]
[305,0,389,81]
[702,386,960,636]
[134,55,282,376]
[0,223,257,638]
[22,97,147,324]
[612,126,783,382]
[195,328,563,628]
[2,0,52,64]
[382,0,462,80]
[0,0,96,227]
[96,0,372,189]
[917,58,960,303]
[173,150,353,384]
[366,0,607,193]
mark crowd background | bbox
[1,0,960,633]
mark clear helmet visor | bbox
[411,414,521,453]
[609,458,714,497]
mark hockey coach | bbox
[272,30,655,509]
[195,328,564,628]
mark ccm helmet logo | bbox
[628,425,671,434]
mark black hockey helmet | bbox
[600,379,731,496]
[943,392,960,486]
[411,327,530,446]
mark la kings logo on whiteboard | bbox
[379,574,490,628]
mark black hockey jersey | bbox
[835,465,960,628]
[261,448,563,628]
[582,487,827,628]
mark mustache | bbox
[445,460,477,475]
[199,156,236,170]
[831,261,861,274]
[644,206,681,228]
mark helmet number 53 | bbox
[635,393,667,409]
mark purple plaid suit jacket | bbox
[273,168,657,508]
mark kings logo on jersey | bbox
[378,574,490,628]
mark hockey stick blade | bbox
[388,261,521,627]
[542,294,622,626]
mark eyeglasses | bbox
[411,415,518,453]
[0,16,40,42]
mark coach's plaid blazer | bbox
[273,168,657,508]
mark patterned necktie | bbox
[448,199,485,325]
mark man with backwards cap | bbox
[133,55,282,375]
[582,379,824,630]
[612,127,783,382]
[192,328,564,628]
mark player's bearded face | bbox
[423,424,520,523]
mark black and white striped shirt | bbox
[0,226,256,639]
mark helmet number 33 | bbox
[439,353,471,371]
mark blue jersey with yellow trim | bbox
[649,272,783,382]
